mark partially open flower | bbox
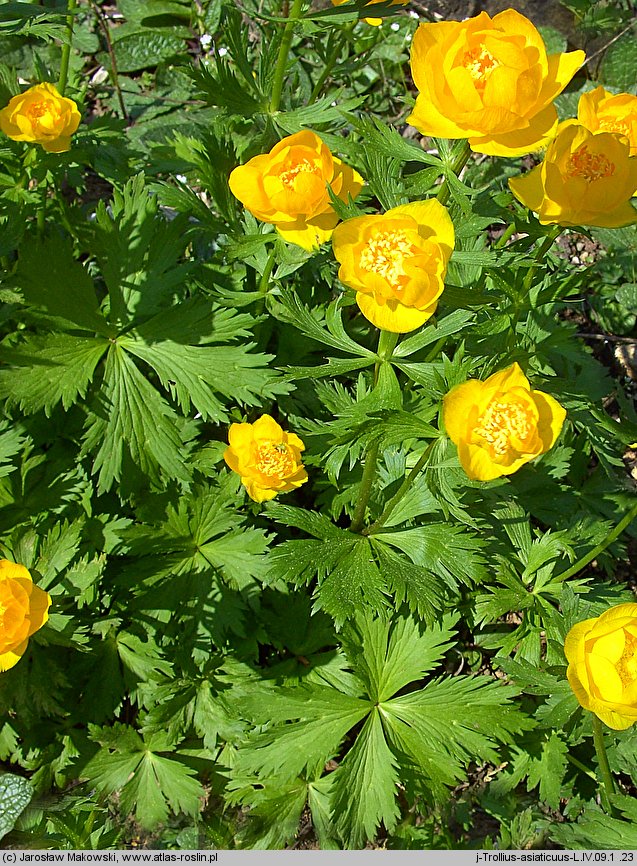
[331,200,454,333]
[330,0,408,26]
[578,86,637,157]
[565,604,637,730]
[0,82,81,153]
[407,8,585,157]
[509,121,637,228]
[0,560,51,672]
[224,414,308,502]
[228,131,363,251]
[443,362,566,481]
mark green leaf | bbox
[393,309,475,358]
[83,344,189,491]
[315,537,389,625]
[0,334,109,415]
[86,725,204,830]
[370,543,445,624]
[332,710,400,848]
[109,30,186,72]
[233,684,370,782]
[237,777,309,849]
[599,30,637,92]
[374,523,487,588]
[526,731,568,809]
[123,337,288,422]
[15,237,111,334]
[0,421,25,478]
[0,773,33,841]
[342,611,457,703]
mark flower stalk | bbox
[58,0,79,96]
[591,714,616,815]
[270,0,304,114]
[557,500,637,583]
[436,140,472,206]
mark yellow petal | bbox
[592,629,625,665]
[252,414,284,442]
[355,292,436,333]
[442,380,485,444]
[407,94,472,140]
[567,661,592,711]
[244,478,279,502]
[228,423,256,452]
[456,441,506,481]
[531,389,566,453]
[539,50,586,106]
[387,200,455,251]
[0,640,27,672]
[473,104,558,156]
[564,618,596,666]
[0,560,33,584]
[483,362,530,399]
[509,165,546,214]
[589,702,637,731]
[26,584,51,636]
[587,652,624,702]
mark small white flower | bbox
[176,174,187,184]
[200,33,213,48]
[409,9,419,18]
[390,21,400,31]
[218,46,229,57]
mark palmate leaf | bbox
[341,613,457,704]
[383,676,531,777]
[83,344,189,491]
[331,710,401,848]
[232,684,371,782]
[0,421,25,478]
[0,334,109,415]
[124,337,288,422]
[374,522,488,588]
[85,725,204,830]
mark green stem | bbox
[90,0,128,120]
[495,221,516,249]
[436,140,472,207]
[350,330,398,533]
[58,0,78,96]
[557,501,637,583]
[350,441,379,533]
[259,248,277,296]
[269,0,304,114]
[363,438,436,536]
[591,713,616,815]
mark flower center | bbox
[616,632,637,688]
[567,146,615,182]
[27,99,53,121]
[462,46,498,86]
[359,229,415,289]
[279,160,319,188]
[474,399,530,456]
[255,442,293,477]
[598,118,631,139]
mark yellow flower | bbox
[331,200,454,333]
[565,604,637,730]
[407,9,585,157]
[578,86,637,157]
[228,130,364,251]
[509,121,637,228]
[442,362,566,481]
[0,82,81,153]
[0,560,51,672]
[330,0,407,26]
[224,414,308,503]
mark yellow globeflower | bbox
[565,604,637,731]
[228,131,364,251]
[407,9,584,157]
[0,82,81,153]
[578,86,637,156]
[0,560,51,672]
[330,0,407,26]
[224,414,308,503]
[509,121,637,228]
[331,200,454,333]
[442,362,566,481]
